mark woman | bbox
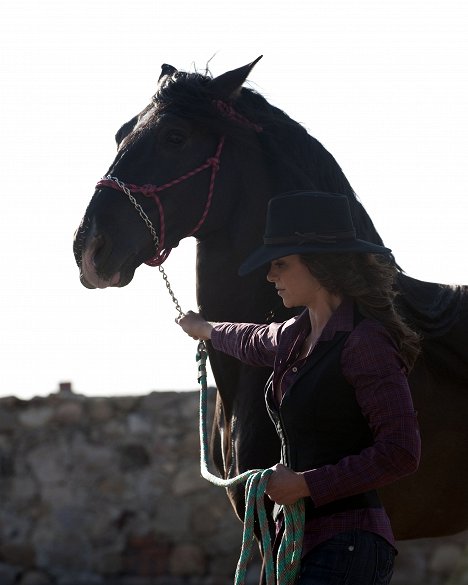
[178,191,421,584]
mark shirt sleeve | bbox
[303,319,421,507]
[210,321,284,368]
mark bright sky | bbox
[1,0,467,399]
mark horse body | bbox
[74,58,468,539]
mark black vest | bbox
[265,315,382,518]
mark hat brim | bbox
[238,240,392,276]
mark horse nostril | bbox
[91,233,108,268]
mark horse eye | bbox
[166,130,186,145]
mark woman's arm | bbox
[177,311,285,368]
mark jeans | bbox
[296,530,395,585]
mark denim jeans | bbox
[296,530,395,585]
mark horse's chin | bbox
[79,269,126,289]
[79,258,137,289]
[80,246,137,289]
[114,269,135,288]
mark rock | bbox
[155,497,190,539]
[117,444,150,472]
[430,542,464,575]
[140,392,179,413]
[12,475,37,502]
[180,430,200,457]
[26,443,69,484]
[392,544,427,585]
[172,463,207,496]
[122,533,170,577]
[0,542,35,567]
[112,396,139,412]
[92,549,123,575]
[19,407,53,428]
[446,544,468,585]
[55,572,103,585]
[177,393,199,420]
[0,409,19,432]
[127,413,153,435]
[53,401,84,424]
[0,447,15,478]
[169,544,206,576]
[101,419,128,439]
[18,570,53,585]
[88,399,115,422]
[191,502,222,536]
[0,562,22,585]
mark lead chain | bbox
[158,265,184,318]
[105,175,185,319]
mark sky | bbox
[1,0,467,399]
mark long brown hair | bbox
[300,253,421,371]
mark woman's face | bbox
[266,254,322,309]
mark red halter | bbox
[96,101,261,266]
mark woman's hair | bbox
[299,253,421,371]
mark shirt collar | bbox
[291,296,355,345]
[319,296,354,341]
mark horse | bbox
[73,57,468,541]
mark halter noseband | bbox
[96,101,261,266]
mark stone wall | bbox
[0,384,466,585]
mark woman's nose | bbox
[267,266,276,282]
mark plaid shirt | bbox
[211,297,420,552]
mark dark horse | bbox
[74,57,468,540]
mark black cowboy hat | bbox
[239,191,391,276]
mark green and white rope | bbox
[196,341,305,585]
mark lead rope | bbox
[196,340,305,585]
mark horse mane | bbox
[237,90,388,247]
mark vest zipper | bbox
[278,402,292,467]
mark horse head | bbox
[73,57,267,291]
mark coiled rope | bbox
[196,340,305,585]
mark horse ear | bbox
[158,63,178,83]
[209,55,263,100]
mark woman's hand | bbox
[176,311,214,341]
[265,463,310,505]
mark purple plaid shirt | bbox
[211,297,420,553]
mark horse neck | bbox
[261,127,386,248]
[196,142,277,323]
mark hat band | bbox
[264,229,356,246]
